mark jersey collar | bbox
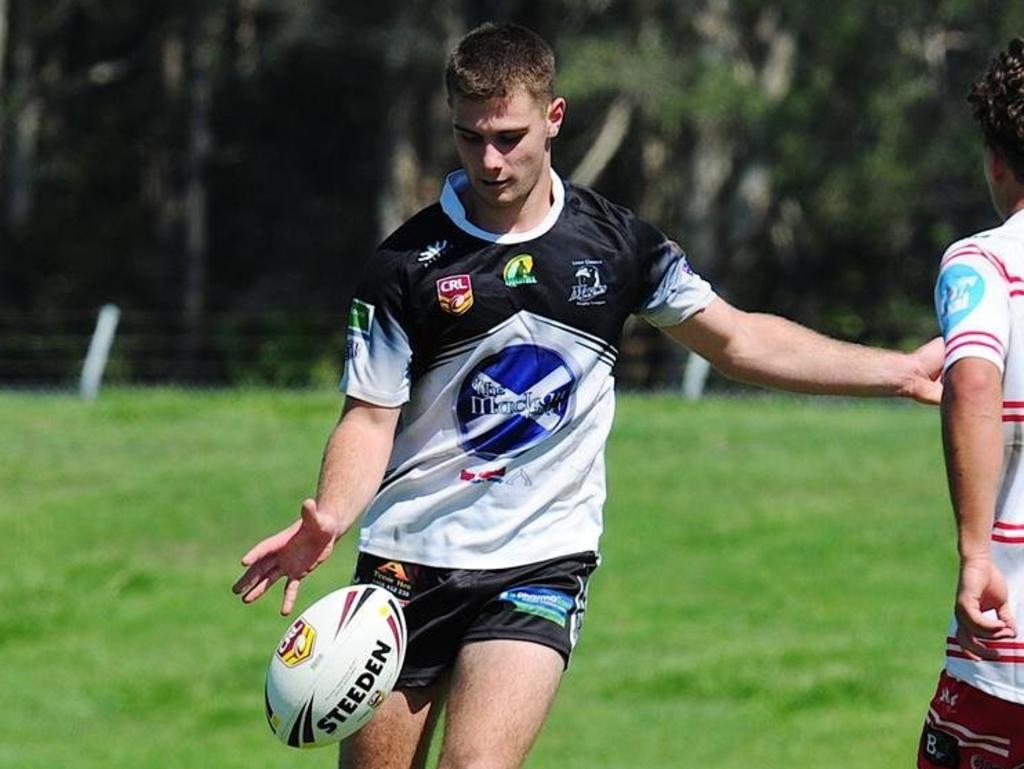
[1006,207,1024,230]
[440,168,565,244]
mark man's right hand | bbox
[232,498,342,616]
[954,555,1018,660]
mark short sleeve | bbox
[340,251,413,407]
[632,220,717,327]
[935,241,1010,374]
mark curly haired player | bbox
[919,37,1024,769]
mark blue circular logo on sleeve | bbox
[935,264,986,334]
[455,345,576,459]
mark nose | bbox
[481,141,504,176]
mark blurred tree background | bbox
[0,0,1021,386]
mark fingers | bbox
[233,563,283,603]
[240,519,303,566]
[955,626,1001,661]
[300,497,318,522]
[954,591,1018,661]
[281,578,303,616]
[997,602,1019,637]
[912,379,943,406]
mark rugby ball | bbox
[264,585,407,748]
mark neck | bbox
[462,168,554,235]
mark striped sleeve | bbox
[935,241,1010,374]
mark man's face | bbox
[450,88,564,215]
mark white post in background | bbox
[80,304,121,400]
[682,352,711,401]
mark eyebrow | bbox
[452,123,529,136]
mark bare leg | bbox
[436,640,564,769]
[340,679,448,769]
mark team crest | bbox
[569,260,607,305]
[437,274,474,315]
[503,254,538,287]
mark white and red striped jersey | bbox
[935,208,1024,704]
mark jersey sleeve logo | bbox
[935,264,985,334]
[348,299,375,338]
[436,274,474,316]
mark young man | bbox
[918,38,1024,769]
[233,23,942,769]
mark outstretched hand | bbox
[954,556,1017,661]
[902,336,944,405]
[232,498,342,616]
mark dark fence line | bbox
[0,310,690,390]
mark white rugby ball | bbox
[265,584,407,748]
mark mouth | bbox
[480,178,511,188]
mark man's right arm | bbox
[942,357,1018,658]
[232,397,400,615]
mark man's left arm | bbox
[662,296,943,403]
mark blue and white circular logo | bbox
[455,344,577,459]
[935,264,986,334]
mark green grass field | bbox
[1,389,955,769]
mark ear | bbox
[546,97,566,138]
[986,145,1008,182]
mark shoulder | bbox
[378,203,447,255]
[359,203,449,280]
[562,181,666,247]
[939,228,1019,283]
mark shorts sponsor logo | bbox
[346,339,364,361]
[569,260,607,305]
[936,264,984,333]
[971,757,1006,769]
[499,587,574,627]
[348,299,375,338]
[372,561,415,603]
[503,254,538,287]
[921,726,960,768]
[437,274,474,315]
[277,619,316,667]
[455,344,576,459]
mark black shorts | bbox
[352,551,599,688]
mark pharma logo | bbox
[499,587,574,627]
[503,254,538,287]
[277,618,316,667]
[455,344,576,459]
[348,299,375,338]
[936,264,984,334]
[569,260,607,305]
[437,274,474,316]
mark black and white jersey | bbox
[341,169,716,568]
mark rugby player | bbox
[234,22,942,769]
[919,37,1024,768]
